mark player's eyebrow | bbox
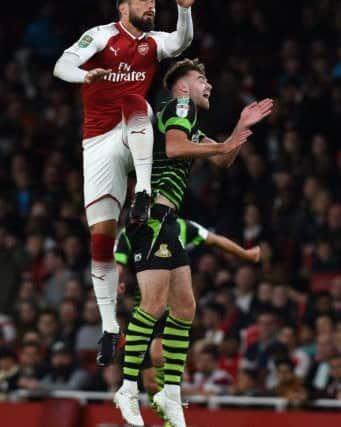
[197,74,207,83]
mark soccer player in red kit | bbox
[53,0,195,367]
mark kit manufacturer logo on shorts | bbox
[137,42,149,56]
[134,253,142,262]
[78,34,93,48]
[155,244,172,258]
[176,97,190,118]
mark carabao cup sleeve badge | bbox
[176,97,190,118]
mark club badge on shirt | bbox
[137,43,149,56]
[176,97,190,118]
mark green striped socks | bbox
[123,307,157,381]
[162,314,191,385]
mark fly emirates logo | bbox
[104,62,146,83]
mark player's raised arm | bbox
[165,126,251,159]
[207,98,274,167]
[154,0,194,60]
[53,27,111,84]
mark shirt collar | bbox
[117,21,145,40]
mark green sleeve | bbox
[158,98,197,137]
[114,229,131,265]
[186,220,209,247]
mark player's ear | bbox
[176,79,190,97]
[119,1,129,18]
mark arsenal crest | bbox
[137,43,149,56]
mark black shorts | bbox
[141,312,167,370]
[128,204,189,273]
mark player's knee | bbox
[140,295,167,319]
[173,297,196,322]
[122,94,148,121]
[140,302,166,320]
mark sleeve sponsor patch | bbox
[176,97,190,118]
[78,34,94,48]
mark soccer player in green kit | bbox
[114,58,273,427]
[114,218,261,426]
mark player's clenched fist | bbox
[84,68,112,84]
[176,0,195,8]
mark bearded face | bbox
[129,8,155,32]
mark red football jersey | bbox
[65,23,175,139]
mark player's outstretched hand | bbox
[222,128,252,153]
[239,98,274,128]
[245,246,261,263]
[84,68,112,84]
[176,0,195,8]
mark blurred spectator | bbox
[75,299,101,352]
[278,325,310,379]
[271,285,297,324]
[0,347,19,399]
[272,358,307,402]
[58,298,81,350]
[183,345,232,396]
[241,311,279,385]
[37,341,89,391]
[326,355,341,399]
[17,341,46,390]
[42,248,72,307]
[218,336,241,380]
[86,363,122,392]
[331,275,341,318]
[306,333,335,397]
[14,300,39,338]
[233,368,260,396]
[200,302,226,344]
[37,309,60,351]
[233,265,257,320]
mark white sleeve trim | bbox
[53,24,117,84]
[190,220,209,241]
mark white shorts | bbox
[83,122,134,226]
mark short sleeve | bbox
[158,98,197,137]
[114,229,131,265]
[186,220,209,247]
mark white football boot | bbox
[114,386,144,426]
[153,388,186,427]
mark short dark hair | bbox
[116,0,127,8]
[163,58,206,91]
[116,0,128,15]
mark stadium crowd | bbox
[1,0,341,402]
